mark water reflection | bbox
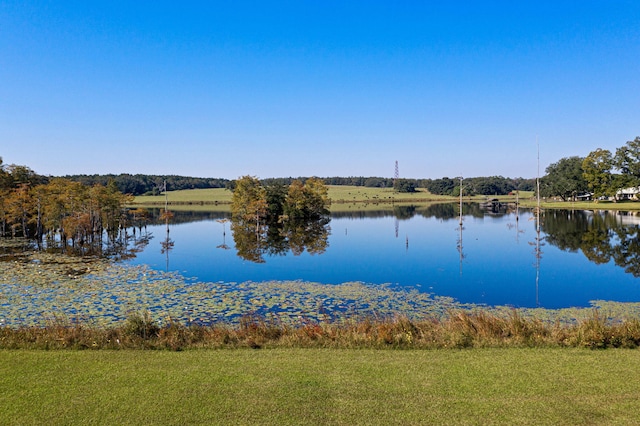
[160,228,174,270]
[331,202,515,220]
[215,219,231,250]
[142,208,231,225]
[137,205,640,278]
[456,216,465,275]
[542,210,640,277]
[0,227,152,262]
[530,208,545,307]
[121,204,640,308]
[231,216,331,263]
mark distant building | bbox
[616,187,640,200]
[576,192,594,201]
[572,188,640,202]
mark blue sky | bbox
[1,1,638,179]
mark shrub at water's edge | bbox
[3,309,640,350]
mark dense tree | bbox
[280,178,331,222]
[230,177,270,262]
[0,157,8,190]
[230,176,331,262]
[614,136,640,186]
[230,176,268,226]
[364,177,391,188]
[283,180,307,221]
[0,160,46,191]
[540,156,588,201]
[5,184,32,237]
[324,176,367,186]
[512,178,536,192]
[423,178,456,195]
[421,176,522,196]
[264,183,287,223]
[465,176,514,196]
[393,179,417,193]
[582,149,615,200]
[451,184,464,197]
[0,173,132,253]
[300,177,331,219]
[0,159,129,245]
[64,173,230,196]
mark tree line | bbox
[62,174,542,196]
[64,174,230,196]
[262,176,535,195]
[541,136,640,201]
[11,172,537,197]
[422,176,536,196]
[1,155,541,202]
[0,158,134,251]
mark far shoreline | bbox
[130,186,640,212]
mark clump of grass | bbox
[123,311,160,340]
[2,309,640,350]
[441,310,552,348]
[567,310,640,349]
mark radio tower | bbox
[394,160,399,186]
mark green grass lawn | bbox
[327,185,450,203]
[132,187,233,205]
[131,186,521,208]
[3,348,640,425]
[131,186,447,206]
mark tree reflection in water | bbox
[232,216,330,263]
[109,205,640,279]
[229,202,515,264]
[542,209,640,277]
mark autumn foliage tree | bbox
[230,176,331,262]
[231,176,268,226]
[0,159,132,249]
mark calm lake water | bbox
[128,204,640,309]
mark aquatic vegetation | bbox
[0,251,464,328]
[3,250,640,338]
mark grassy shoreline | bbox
[131,186,640,212]
[3,307,640,351]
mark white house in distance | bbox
[575,187,640,201]
[616,187,640,200]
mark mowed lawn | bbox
[3,348,640,425]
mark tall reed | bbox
[2,309,639,350]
